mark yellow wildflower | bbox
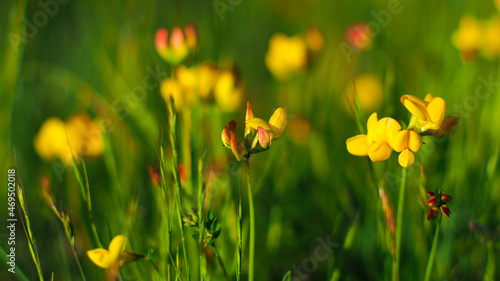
[265,33,307,80]
[346,113,401,162]
[87,235,127,269]
[481,16,500,58]
[388,129,422,167]
[452,15,482,61]
[214,70,245,112]
[400,94,446,133]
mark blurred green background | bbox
[1,0,500,280]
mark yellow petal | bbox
[368,142,393,162]
[230,131,247,161]
[403,98,428,121]
[427,97,446,127]
[408,130,422,152]
[246,118,272,132]
[366,112,378,143]
[424,94,435,102]
[346,135,369,156]
[108,235,127,260]
[390,130,408,152]
[375,118,401,143]
[87,249,114,268]
[398,148,415,167]
[268,107,287,139]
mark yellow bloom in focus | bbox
[388,129,422,167]
[401,94,446,133]
[265,33,307,80]
[481,16,500,58]
[222,102,287,161]
[87,235,127,269]
[452,16,482,61]
[346,113,401,162]
[34,115,104,166]
[345,73,384,113]
[214,70,245,112]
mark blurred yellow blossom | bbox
[306,26,324,53]
[265,33,307,80]
[34,114,104,166]
[214,70,245,112]
[345,73,384,113]
[481,16,500,58]
[452,15,482,61]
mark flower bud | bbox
[441,193,452,203]
[427,208,438,221]
[345,22,374,51]
[221,120,236,149]
[426,196,439,207]
[155,28,168,54]
[257,126,271,149]
[425,191,435,197]
[441,205,451,217]
[184,23,198,49]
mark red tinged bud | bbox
[148,165,161,188]
[426,196,439,207]
[441,193,452,202]
[427,208,438,221]
[425,191,435,197]
[441,205,451,217]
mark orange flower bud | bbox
[426,196,439,207]
[427,208,438,221]
[441,193,452,203]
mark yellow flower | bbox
[34,114,104,166]
[346,113,401,162]
[155,27,189,65]
[265,33,307,80]
[481,16,500,58]
[222,102,287,161]
[388,129,422,167]
[214,70,245,112]
[87,235,127,269]
[345,73,384,113]
[452,15,482,61]
[400,94,446,133]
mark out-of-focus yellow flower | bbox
[306,26,324,53]
[265,33,307,80]
[481,16,500,58]
[401,94,446,133]
[87,235,127,269]
[160,77,188,111]
[346,113,401,162]
[287,115,312,143]
[222,102,287,161]
[214,70,245,112]
[155,25,197,65]
[452,16,482,61]
[345,22,374,51]
[34,114,104,166]
[345,73,384,113]
[388,129,422,167]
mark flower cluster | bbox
[265,28,324,80]
[34,114,104,166]
[183,208,222,247]
[452,15,500,60]
[160,62,245,112]
[221,102,287,161]
[155,24,197,65]
[346,94,459,167]
[425,190,452,220]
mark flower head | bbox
[222,102,287,161]
[214,69,245,112]
[452,15,482,61]
[155,25,197,65]
[87,235,128,269]
[425,190,453,220]
[401,94,447,133]
[345,73,384,113]
[265,33,307,80]
[345,22,374,51]
[388,129,423,168]
[481,16,500,59]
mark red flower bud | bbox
[441,193,452,203]
[441,205,451,217]
[426,196,439,207]
[425,191,435,197]
[427,208,438,221]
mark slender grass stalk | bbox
[424,216,441,281]
[160,143,172,280]
[245,158,255,281]
[167,98,191,281]
[197,155,206,280]
[393,167,407,281]
[213,245,231,281]
[237,171,243,281]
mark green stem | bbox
[198,156,206,281]
[213,246,231,281]
[393,167,407,281]
[245,158,255,281]
[424,216,441,281]
[237,173,242,281]
[160,145,171,280]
